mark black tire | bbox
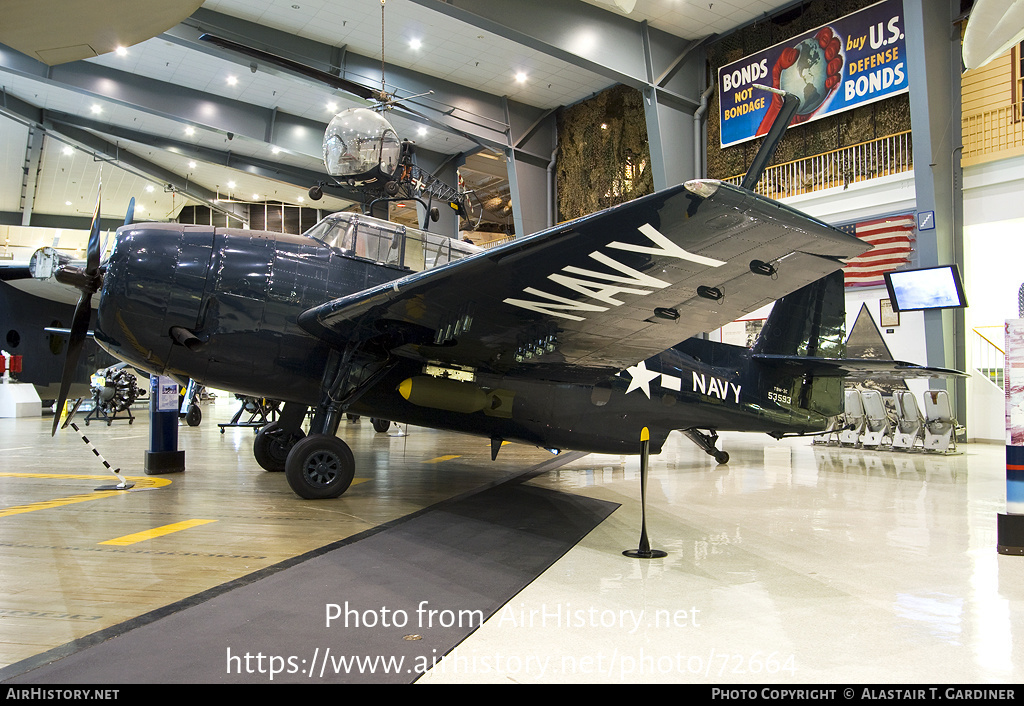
[185,404,202,427]
[371,418,391,433]
[285,435,355,499]
[253,421,305,472]
[714,451,730,465]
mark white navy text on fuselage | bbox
[693,371,741,403]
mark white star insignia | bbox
[625,361,660,398]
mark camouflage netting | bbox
[706,0,912,180]
[555,84,654,222]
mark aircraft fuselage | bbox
[96,224,833,456]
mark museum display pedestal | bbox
[0,381,41,418]
[145,375,184,475]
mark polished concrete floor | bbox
[0,396,1021,684]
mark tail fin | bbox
[751,270,847,421]
[752,270,846,358]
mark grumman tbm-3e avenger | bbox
[45,93,962,500]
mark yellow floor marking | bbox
[0,472,171,518]
[99,519,218,546]
[425,455,460,463]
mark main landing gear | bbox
[252,350,395,499]
[682,428,730,465]
[284,434,355,499]
[253,403,355,499]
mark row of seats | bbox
[818,389,960,453]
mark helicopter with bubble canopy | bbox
[306,107,479,231]
[196,23,482,232]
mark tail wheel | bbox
[254,421,305,472]
[285,435,355,499]
[371,418,391,433]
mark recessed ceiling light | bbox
[297,196,305,203]
[185,126,195,136]
[417,127,427,137]
[115,46,128,57]
[62,145,73,156]
[409,38,422,50]
[271,146,281,154]
[65,201,72,206]
[188,161,197,169]
[253,193,259,200]
[145,185,155,193]
[327,101,338,112]
[515,72,527,83]
[227,76,238,86]
[227,181,236,189]
[90,104,102,114]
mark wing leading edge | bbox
[298,180,870,375]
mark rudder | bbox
[752,270,846,358]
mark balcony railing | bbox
[972,326,1005,389]
[722,131,913,200]
[962,104,1024,166]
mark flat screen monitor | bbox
[883,265,967,313]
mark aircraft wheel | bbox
[285,435,355,499]
[253,421,305,472]
[714,451,730,465]
[185,404,202,427]
[371,418,391,433]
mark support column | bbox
[20,127,43,227]
[904,0,966,423]
[643,87,696,190]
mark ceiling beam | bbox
[42,109,364,203]
[406,0,703,111]
[0,91,247,221]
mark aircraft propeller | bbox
[49,194,133,435]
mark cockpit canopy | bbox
[304,212,480,272]
[322,108,401,180]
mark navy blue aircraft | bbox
[41,174,962,500]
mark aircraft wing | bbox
[752,354,968,379]
[298,180,870,376]
[0,259,84,306]
[0,263,31,281]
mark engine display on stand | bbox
[84,366,139,426]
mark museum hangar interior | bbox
[1,0,1023,685]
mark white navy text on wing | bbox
[502,223,726,322]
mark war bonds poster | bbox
[717,0,908,148]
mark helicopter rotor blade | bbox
[198,34,380,101]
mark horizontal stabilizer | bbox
[752,354,967,380]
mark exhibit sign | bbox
[1001,320,1024,553]
[717,0,908,148]
[1006,321,1024,512]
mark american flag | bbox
[836,214,915,288]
